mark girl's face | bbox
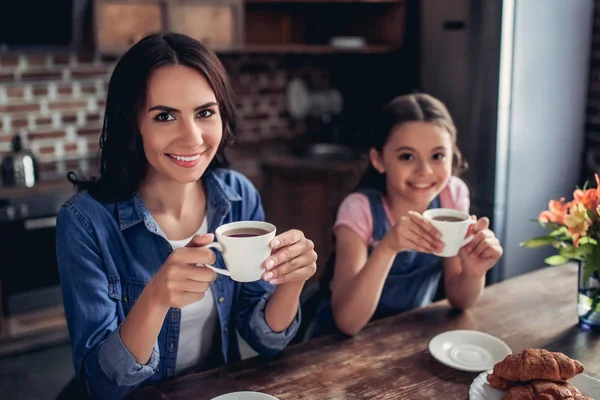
[370,121,453,207]
[138,65,223,186]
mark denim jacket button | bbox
[169,342,175,350]
[224,327,228,333]
[172,311,179,321]
[218,296,225,303]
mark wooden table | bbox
[130,264,600,399]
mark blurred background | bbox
[0,0,597,398]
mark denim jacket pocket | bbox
[107,277,147,315]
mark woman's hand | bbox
[146,234,217,310]
[261,229,318,285]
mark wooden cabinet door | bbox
[260,159,366,281]
[94,0,163,56]
[166,0,243,50]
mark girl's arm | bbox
[329,226,397,336]
[444,217,503,309]
[443,256,486,310]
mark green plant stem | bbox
[583,290,600,321]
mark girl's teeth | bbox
[412,183,431,189]
[169,154,200,161]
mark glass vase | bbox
[578,260,600,332]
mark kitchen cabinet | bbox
[93,0,404,55]
[94,0,164,56]
[167,0,244,50]
[243,0,405,54]
[260,153,367,280]
[94,0,244,55]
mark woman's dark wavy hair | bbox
[68,32,238,202]
[356,93,468,194]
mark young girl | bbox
[309,93,503,338]
[56,32,317,399]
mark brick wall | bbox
[583,0,600,182]
[0,52,330,167]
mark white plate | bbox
[428,330,512,372]
[210,392,279,400]
[469,370,600,399]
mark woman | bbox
[56,32,317,399]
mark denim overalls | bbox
[307,189,443,338]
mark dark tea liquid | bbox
[223,228,269,238]
[432,216,466,222]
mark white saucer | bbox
[428,330,512,372]
[210,392,279,400]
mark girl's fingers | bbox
[408,211,441,239]
[405,225,441,252]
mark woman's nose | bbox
[180,118,204,146]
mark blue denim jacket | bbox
[56,168,300,400]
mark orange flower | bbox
[574,187,598,210]
[564,202,592,246]
[596,174,600,208]
[538,197,570,225]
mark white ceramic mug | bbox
[422,208,476,257]
[199,221,276,282]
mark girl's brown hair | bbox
[357,93,468,194]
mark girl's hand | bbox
[382,211,445,254]
[147,234,217,310]
[459,217,503,276]
[262,230,317,285]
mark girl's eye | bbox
[399,153,413,161]
[433,152,446,161]
[197,109,215,118]
[154,112,175,122]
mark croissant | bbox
[487,373,519,391]
[502,380,585,400]
[493,349,584,382]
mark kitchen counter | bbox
[0,140,366,200]
[0,157,96,200]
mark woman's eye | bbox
[399,153,413,161]
[433,152,446,160]
[153,112,175,122]
[197,109,215,118]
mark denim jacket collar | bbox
[116,169,243,233]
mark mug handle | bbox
[461,219,478,247]
[197,242,231,277]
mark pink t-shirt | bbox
[334,176,470,246]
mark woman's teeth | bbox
[168,154,200,161]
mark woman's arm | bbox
[56,204,160,400]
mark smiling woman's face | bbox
[138,64,223,185]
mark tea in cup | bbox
[423,208,475,257]
[200,221,276,282]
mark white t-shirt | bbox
[167,216,219,375]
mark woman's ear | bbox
[369,148,385,174]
